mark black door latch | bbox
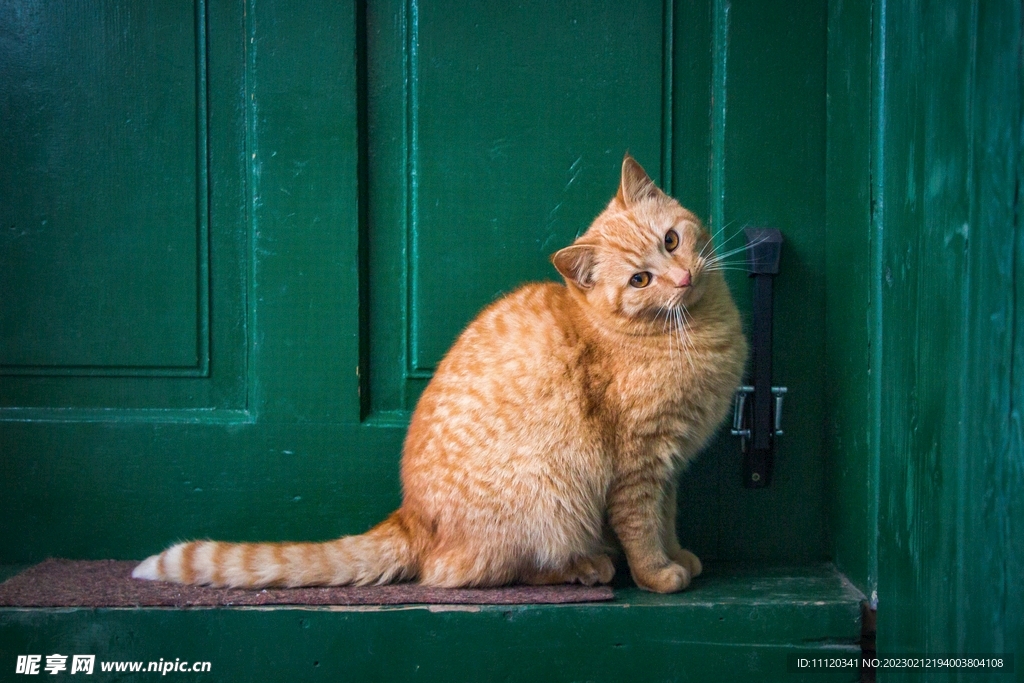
[731,227,786,488]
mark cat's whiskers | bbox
[707,233,769,260]
[702,265,750,273]
[700,219,742,260]
[661,304,677,368]
[658,298,694,373]
[650,304,672,364]
[654,300,683,367]
[704,235,768,268]
[674,306,696,373]
[706,218,736,244]
[675,305,692,370]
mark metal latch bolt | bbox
[731,385,788,439]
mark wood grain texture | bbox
[961,0,1024,662]
[872,0,1024,667]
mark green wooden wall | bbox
[826,0,1023,668]
[874,0,1024,665]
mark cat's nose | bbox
[668,268,692,288]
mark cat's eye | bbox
[629,272,652,288]
[665,229,680,252]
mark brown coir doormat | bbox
[0,559,614,608]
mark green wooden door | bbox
[826,0,1023,669]
[1,0,829,569]
[864,0,1024,667]
[0,0,383,558]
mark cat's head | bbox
[552,154,718,327]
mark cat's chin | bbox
[664,291,705,314]
[677,278,715,308]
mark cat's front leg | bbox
[661,477,703,579]
[607,467,692,593]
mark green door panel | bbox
[0,0,200,370]
[364,0,669,409]
[408,1,665,370]
[0,0,369,558]
[0,0,248,411]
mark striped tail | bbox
[131,511,419,588]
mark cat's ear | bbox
[551,245,596,289]
[616,154,663,207]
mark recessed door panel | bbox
[0,1,204,371]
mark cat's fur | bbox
[133,155,747,593]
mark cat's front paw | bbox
[570,554,615,585]
[668,548,702,578]
[633,562,691,593]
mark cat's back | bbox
[403,281,596,464]
[433,281,582,384]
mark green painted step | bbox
[1,563,863,683]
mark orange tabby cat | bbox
[133,155,747,593]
